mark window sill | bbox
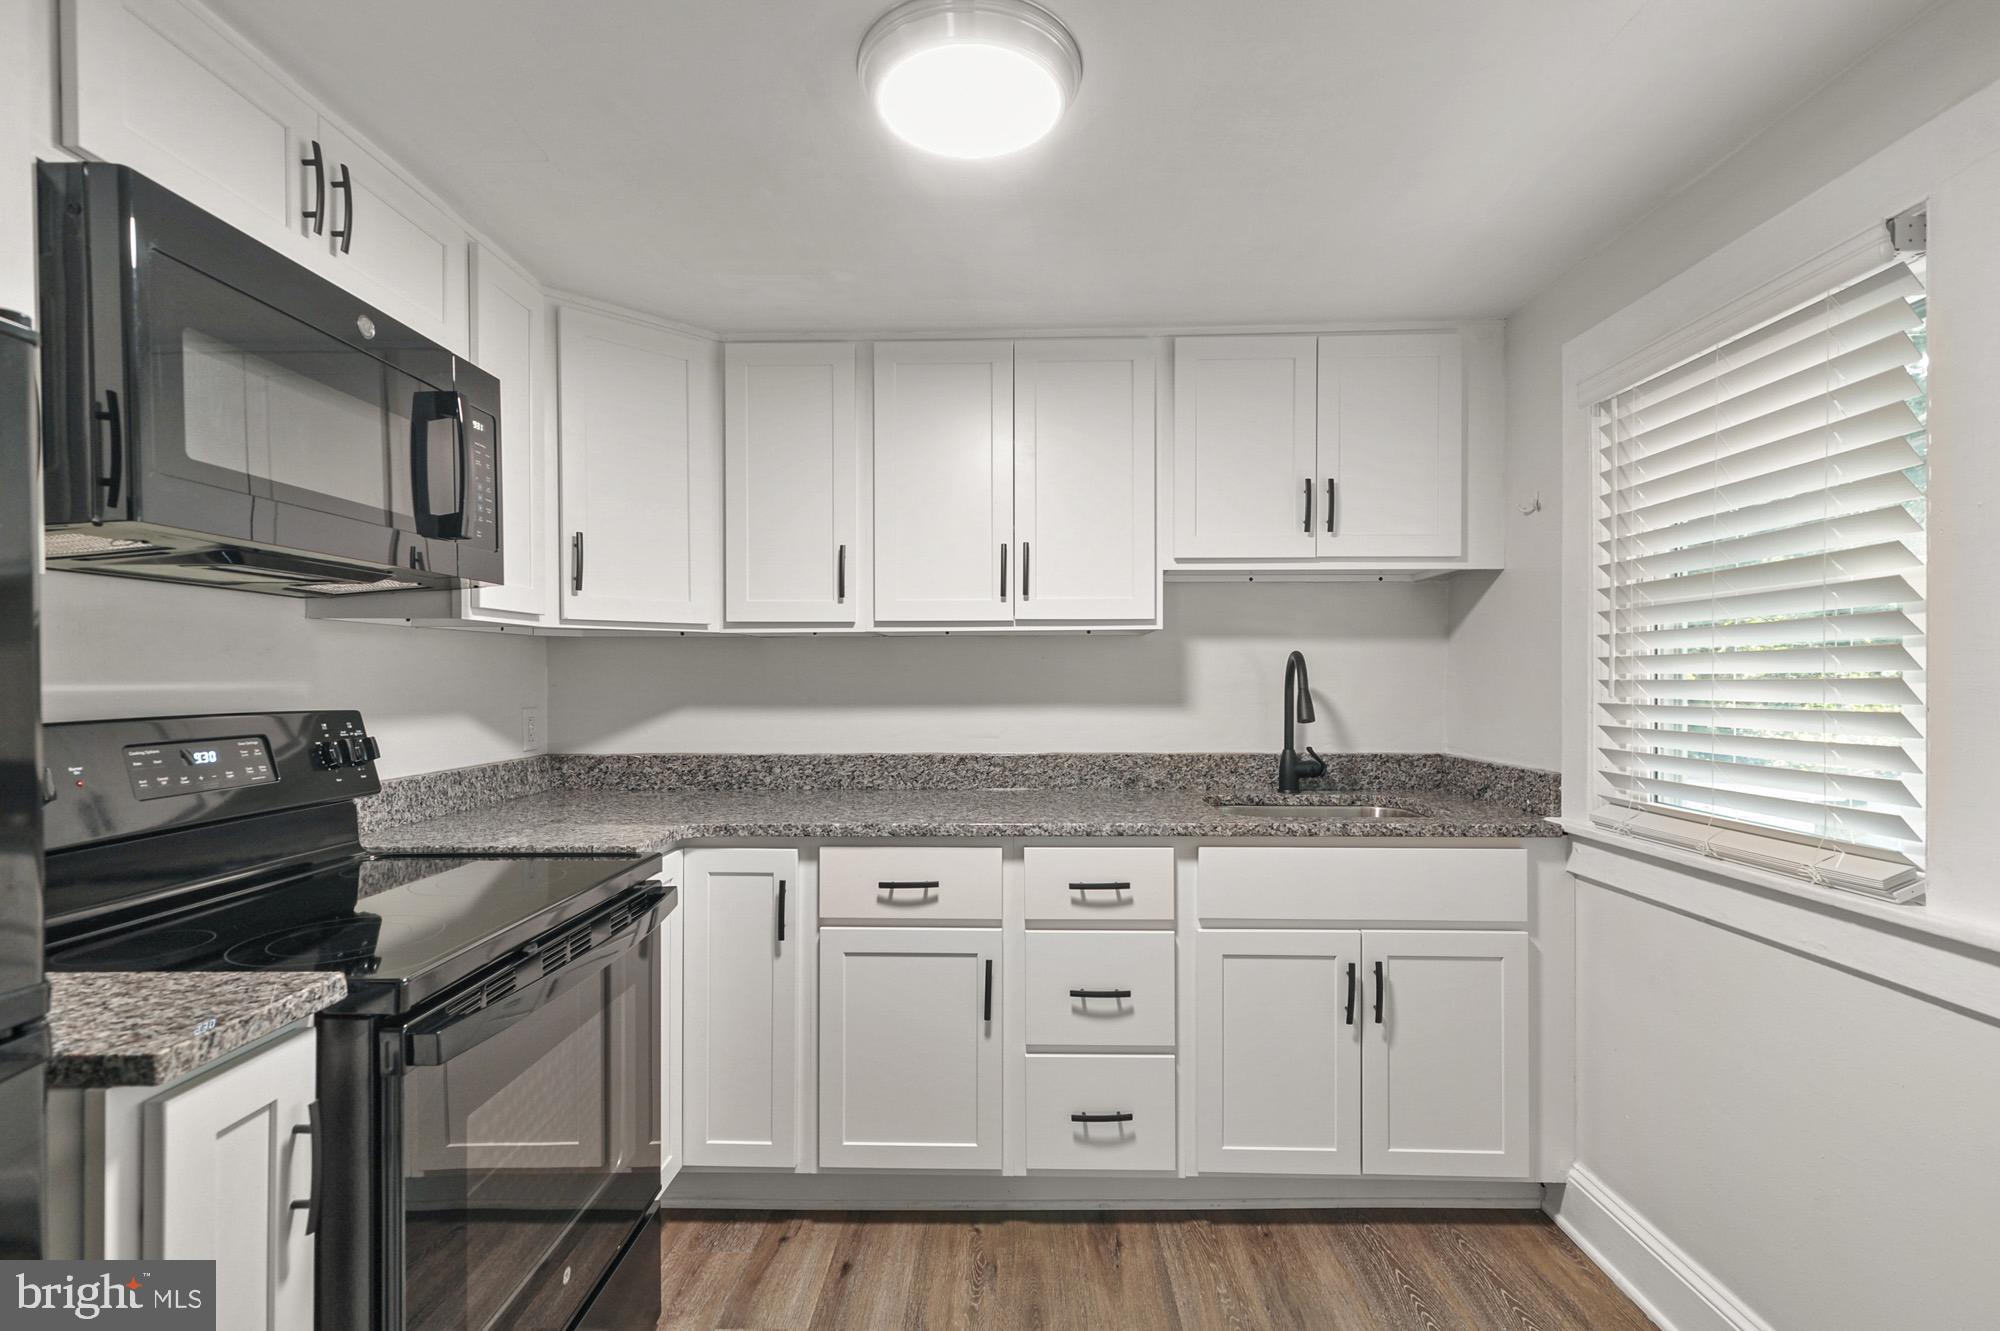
[1557,816,2000,969]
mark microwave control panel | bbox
[465,403,497,549]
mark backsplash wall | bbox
[549,580,1451,755]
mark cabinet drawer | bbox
[1024,847,1174,927]
[819,847,1002,924]
[1024,932,1177,1049]
[1025,1054,1176,1172]
[1197,847,1526,925]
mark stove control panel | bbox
[43,710,383,853]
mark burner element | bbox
[222,915,435,969]
[58,926,222,968]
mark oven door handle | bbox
[401,888,663,1068]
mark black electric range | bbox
[43,711,669,1331]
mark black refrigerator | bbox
[0,307,47,1259]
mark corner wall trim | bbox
[1546,1166,1773,1331]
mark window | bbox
[1592,251,1927,899]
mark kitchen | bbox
[2,1,1997,1329]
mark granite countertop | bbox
[363,785,1561,856]
[47,971,347,1089]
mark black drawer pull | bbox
[1068,882,1129,892]
[1070,1111,1134,1124]
[878,880,939,890]
[1068,988,1132,1000]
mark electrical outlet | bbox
[522,705,544,754]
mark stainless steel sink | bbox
[1209,803,1422,820]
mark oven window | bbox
[147,251,426,529]
[400,932,656,1331]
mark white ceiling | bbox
[207,0,1934,335]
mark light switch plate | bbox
[522,705,545,754]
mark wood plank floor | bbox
[656,1210,1656,1331]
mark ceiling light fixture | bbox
[858,0,1083,160]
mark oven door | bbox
[394,900,661,1331]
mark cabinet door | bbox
[311,120,470,355]
[62,0,317,253]
[1172,336,1317,560]
[873,341,1014,622]
[145,1029,315,1331]
[1361,930,1530,1178]
[558,306,720,626]
[1195,930,1361,1175]
[684,849,797,1167]
[819,927,1002,1170]
[1316,332,1464,557]
[1013,339,1157,622]
[725,343,858,624]
[466,245,551,620]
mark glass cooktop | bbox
[47,853,658,1010]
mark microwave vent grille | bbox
[45,532,158,557]
[299,578,428,595]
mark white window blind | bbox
[1592,253,1927,900]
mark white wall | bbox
[5,0,549,779]
[1445,0,2000,770]
[1568,874,2000,1330]
[38,575,546,779]
[550,580,1448,754]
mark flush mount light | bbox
[859,0,1083,159]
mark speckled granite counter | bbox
[47,971,347,1089]
[364,785,1561,856]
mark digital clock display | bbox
[125,736,275,800]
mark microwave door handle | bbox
[409,391,467,540]
[403,896,662,1068]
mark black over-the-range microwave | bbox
[37,161,502,596]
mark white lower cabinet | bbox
[818,927,1002,1170]
[1024,1053,1176,1172]
[1196,926,1532,1180]
[1361,929,1531,1178]
[684,848,798,1168]
[146,1029,317,1331]
[1196,929,1363,1176]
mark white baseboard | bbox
[667,1169,1544,1211]
[1546,1166,1772,1331]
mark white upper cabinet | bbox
[62,0,317,251]
[1172,336,1319,560]
[557,305,720,627]
[62,0,469,354]
[465,245,551,621]
[1172,329,1490,568]
[1360,929,1530,1179]
[1316,333,1463,558]
[1013,340,1158,623]
[725,343,859,624]
[307,120,469,355]
[873,341,1016,623]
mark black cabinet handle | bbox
[983,959,994,1023]
[92,391,123,512]
[1326,477,1337,534]
[1069,882,1129,893]
[1344,962,1357,1026]
[999,543,1008,600]
[1068,988,1132,1000]
[836,544,846,603]
[571,532,584,593]
[1303,477,1313,533]
[1021,541,1031,601]
[1373,960,1385,1024]
[330,162,354,253]
[1070,1111,1134,1124]
[776,879,786,944]
[290,1101,322,1236]
[878,880,939,891]
[301,140,326,235]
